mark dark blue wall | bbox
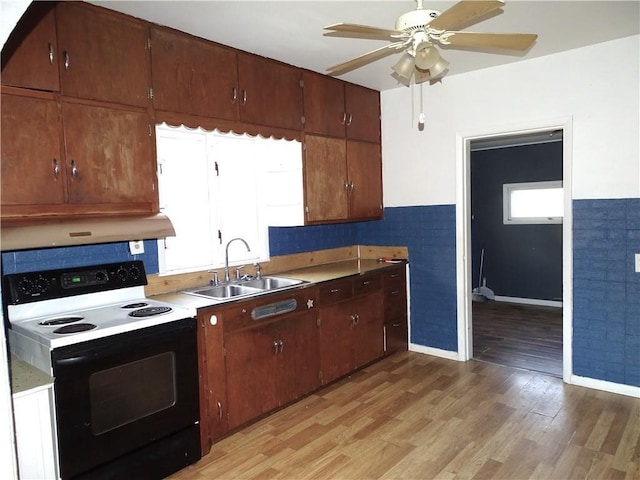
[471,142,563,301]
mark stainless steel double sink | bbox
[184,276,305,300]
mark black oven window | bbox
[89,352,177,435]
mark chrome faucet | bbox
[224,237,251,282]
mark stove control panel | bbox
[3,261,147,305]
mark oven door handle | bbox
[55,355,93,367]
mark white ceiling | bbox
[90,0,640,91]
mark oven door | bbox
[52,317,200,479]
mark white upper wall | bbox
[381,35,640,206]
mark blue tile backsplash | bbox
[2,199,638,387]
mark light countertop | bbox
[153,259,406,310]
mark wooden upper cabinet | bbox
[302,72,347,138]
[304,135,382,224]
[61,102,156,210]
[347,140,383,220]
[237,53,303,130]
[302,72,380,143]
[304,135,349,223]
[150,27,239,120]
[1,92,65,209]
[1,2,60,92]
[55,2,151,107]
[345,83,381,143]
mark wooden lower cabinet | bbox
[197,268,405,454]
[224,309,319,431]
[383,265,409,354]
[319,291,384,385]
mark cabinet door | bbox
[238,53,303,130]
[302,72,346,138]
[56,2,151,107]
[62,102,156,211]
[200,310,228,450]
[277,310,320,405]
[347,140,383,220]
[319,300,356,384]
[1,93,66,209]
[345,83,380,143]
[1,3,60,91]
[304,135,348,223]
[224,324,279,430]
[150,27,239,120]
[353,292,385,368]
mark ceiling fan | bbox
[324,0,538,85]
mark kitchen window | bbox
[503,181,563,224]
[155,124,302,275]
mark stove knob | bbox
[116,267,128,281]
[95,270,107,283]
[18,278,34,295]
[36,276,50,293]
[129,265,140,279]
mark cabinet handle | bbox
[63,51,70,71]
[70,160,78,179]
[362,280,372,285]
[278,339,284,354]
[330,288,341,294]
[52,159,59,179]
[350,314,360,326]
[390,290,401,295]
[344,181,349,191]
[241,90,247,105]
[217,401,223,421]
[48,43,54,64]
[341,112,347,125]
[232,87,238,104]
[346,113,353,126]
[272,340,279,354]
[390,273,400,278]
[349,181,354,192]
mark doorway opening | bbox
[455,118,573,383]
[470,132,563,377]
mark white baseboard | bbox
[409,343,460,361]
[494,296,563,308]
[570,374,640,398]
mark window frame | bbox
[502,180,563,225]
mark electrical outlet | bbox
[635,253,640,273]
[129,240,144,255]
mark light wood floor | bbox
[169,352,639,480]
[472,301,563,377]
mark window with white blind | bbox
[155,124,302,275]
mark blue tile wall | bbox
[270,206,458,351]
[1,240,159,275]
[573,198,640,387]
[268,223,358,256]
[358,206,458,351]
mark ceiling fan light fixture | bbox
[392,52,416,81]
[429,56,450,78]
[414,44,440,70]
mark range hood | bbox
[1,214,175,251]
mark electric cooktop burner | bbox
[129,306,173,318]
[122,302,149,309]
[54,323,97,334]
[39,316,84,326]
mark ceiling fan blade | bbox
[327,41,406,76]
[444,32,538,51]
[324,23,402,40]
[428,0,505,31]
